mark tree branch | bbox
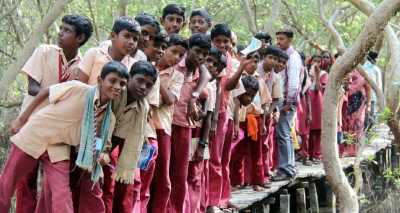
[0,0,22,20]
[263,0,281,35]
[241,0,258,34]
[318,0,347,54]
[321,0,400,212]
[85,0,100,43]
[118,0,131,17]
[0,0,71,99]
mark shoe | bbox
[272,172,291,181]
[207,206,224,213]
[311,158,321,164]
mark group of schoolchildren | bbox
[0,3,380,213]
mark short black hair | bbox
[211,23,231,40]
[129,61,158,82]
[100,61,129,80]
[260,45,281,58]
[236,44,245,53]
[153,30,169,47]
[241,75,259,93]
[255,32,271,43]
[277,48,289,61]
[112,16,141,34]
[162,4,185,19]
[209,47,227,70]
[190,8,211,23]
[167,33,188,49]
[188,33,211,49]
[62,15,93,46]
[276,29,294,38]
[135,13,161,34]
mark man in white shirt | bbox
[273,28,303,181]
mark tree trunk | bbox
[350,0,400,145]
[0,0,71,100]
[241,0,258,34]
[321,1,400,213]
[263,0,281,35]
[118,0,130,17]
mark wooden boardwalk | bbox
[230,125,393,211]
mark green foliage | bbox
[383,168,400,187]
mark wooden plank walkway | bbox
[230,125,392,210]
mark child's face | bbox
[161,14,185,34]
[127,73,155,99]
[98,72,127,101]
[57,22,82,49]
[212,35,232,54]
[187,46,208,68]
[139,25,158,49]
[238,88,257,106]
[244,52,260,75]
[262,54,278,72]
[111,30,139,57]
[312,57,322,66]
[275,58,287,72]
[144,40,167,63]
[189,16,210,34]
[205,55,222,79]
[159,45,186,68]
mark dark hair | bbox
[277,48,289,61]
[209,47,227,69]
[100,61,129,80]
[167,33,188,49]
[153,30,169,47]
[241,75,259,93]
[255,32,271,43]
[367,51,378,63]
[162,4,185,19]
[236,44,245,53]
[260,45,281,58]
[211,23,231,40]
[129,61,158,82]
[190,8,211,23]
[188,33,211,49]
[135,13,161,34]
[276,29,294,38]
[62,15,93,46]
[112,16,141,34]
[299,51,306,66]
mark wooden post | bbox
[296,188,307,213]
[387,146,392,169]
[260,197,275,213]
[325,183,336,213]
[280,194,290,213]
[309,182,320,213]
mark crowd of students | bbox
[0,3,382,213]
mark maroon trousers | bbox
[230,119,265,186]
[167,125,192,213]
[0,145,73,213]
[149,129,172,213]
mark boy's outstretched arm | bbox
[10,88,50,134]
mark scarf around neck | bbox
[76,86,112,183]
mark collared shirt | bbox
[241,71,272,115]
[21,44,81,112]
[11,80,115,163]
[284,46,303,104]
[20,44,82,163]
[152,66,184,135]
[79,44,137,85]
[172,57,200,128]
[257,64,282,99]
[112,89,149,171]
